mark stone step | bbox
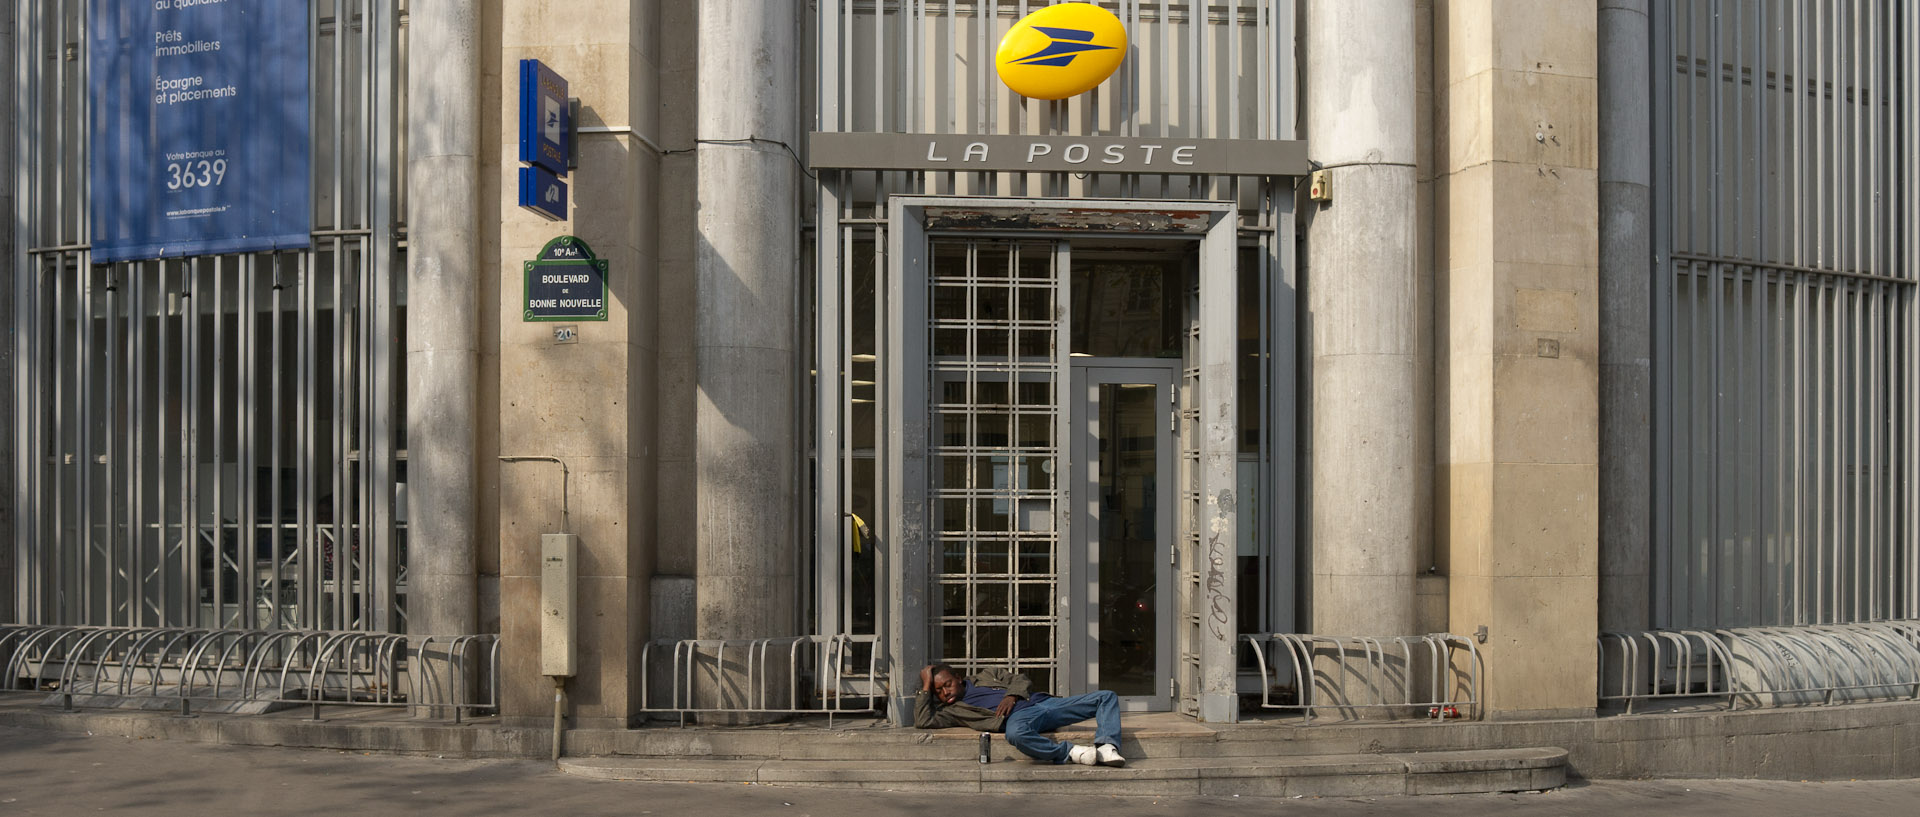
[570,718,1513,763]
[558,746,1569,797]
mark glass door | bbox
[1071,362,1176,710]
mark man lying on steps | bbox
[913,662,1126,767]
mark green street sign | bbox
[524,235,608,322]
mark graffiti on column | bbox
[1205,531,1230,640]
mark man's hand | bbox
[994,696,1017,718]
[920,664,935,692]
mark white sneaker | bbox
[1066,744,1098,766]
[1096,744,1127,767]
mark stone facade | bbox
[1435,0,1602,719]
[453,0,1615,725]
[14,1,1896,735]
[484,1,665,727]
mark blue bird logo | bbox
[1007,27,1116,67]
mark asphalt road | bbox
[3,725,1917,816]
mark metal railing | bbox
[1240,633,1484,722]
[13,0,412,635]
[638,634,885,726]
[1599,620,1920,713]
[1650,0,1920,632]
[1,625,497,721]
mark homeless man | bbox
[913,663,1126,766]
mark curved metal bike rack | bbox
[1,625,498,720]
[637,634,885,726]
[1240,632,1483,722]
[1598,620,1920,713]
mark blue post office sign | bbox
[518,165,568,222]
[518,59,570,176]
[524,236,608,322]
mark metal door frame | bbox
[885,195,1240,722]
[1069,359,1178,711]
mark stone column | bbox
[494,1,661,728]
[1304,0,1421,638]
[1437,1,1601,718]
[692,0,801,697]
[406,1,480,641]
[1597,0,1652,633]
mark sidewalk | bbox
[0,697,1564,797]
[3,723,1917,817]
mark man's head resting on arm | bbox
[927,663,962,704]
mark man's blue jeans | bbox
[1003,690,1122,763]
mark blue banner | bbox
[89,0,311,263]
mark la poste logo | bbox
[994,3,1128,100]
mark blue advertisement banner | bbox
[88,0,312,263]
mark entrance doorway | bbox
[859,196,1258,722]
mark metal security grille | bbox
[930,240,1065,689]
[813,0,1299,715]
[11,1,408,631]
[1651,0,1919,628]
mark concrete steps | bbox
[558,746,1569,797]
[13,696,1920,782]
[561,715,1569,797]
[570,713,1542,763]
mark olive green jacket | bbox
[912,668,1034,733]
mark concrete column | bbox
[1437,0,1601,718]
[1597,0,1652,633]
[1303,0,1421,637]
[405,2,480,642]
[682,0,800,723]
[692,0,800,647]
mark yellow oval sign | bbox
[994,3,1127,101]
